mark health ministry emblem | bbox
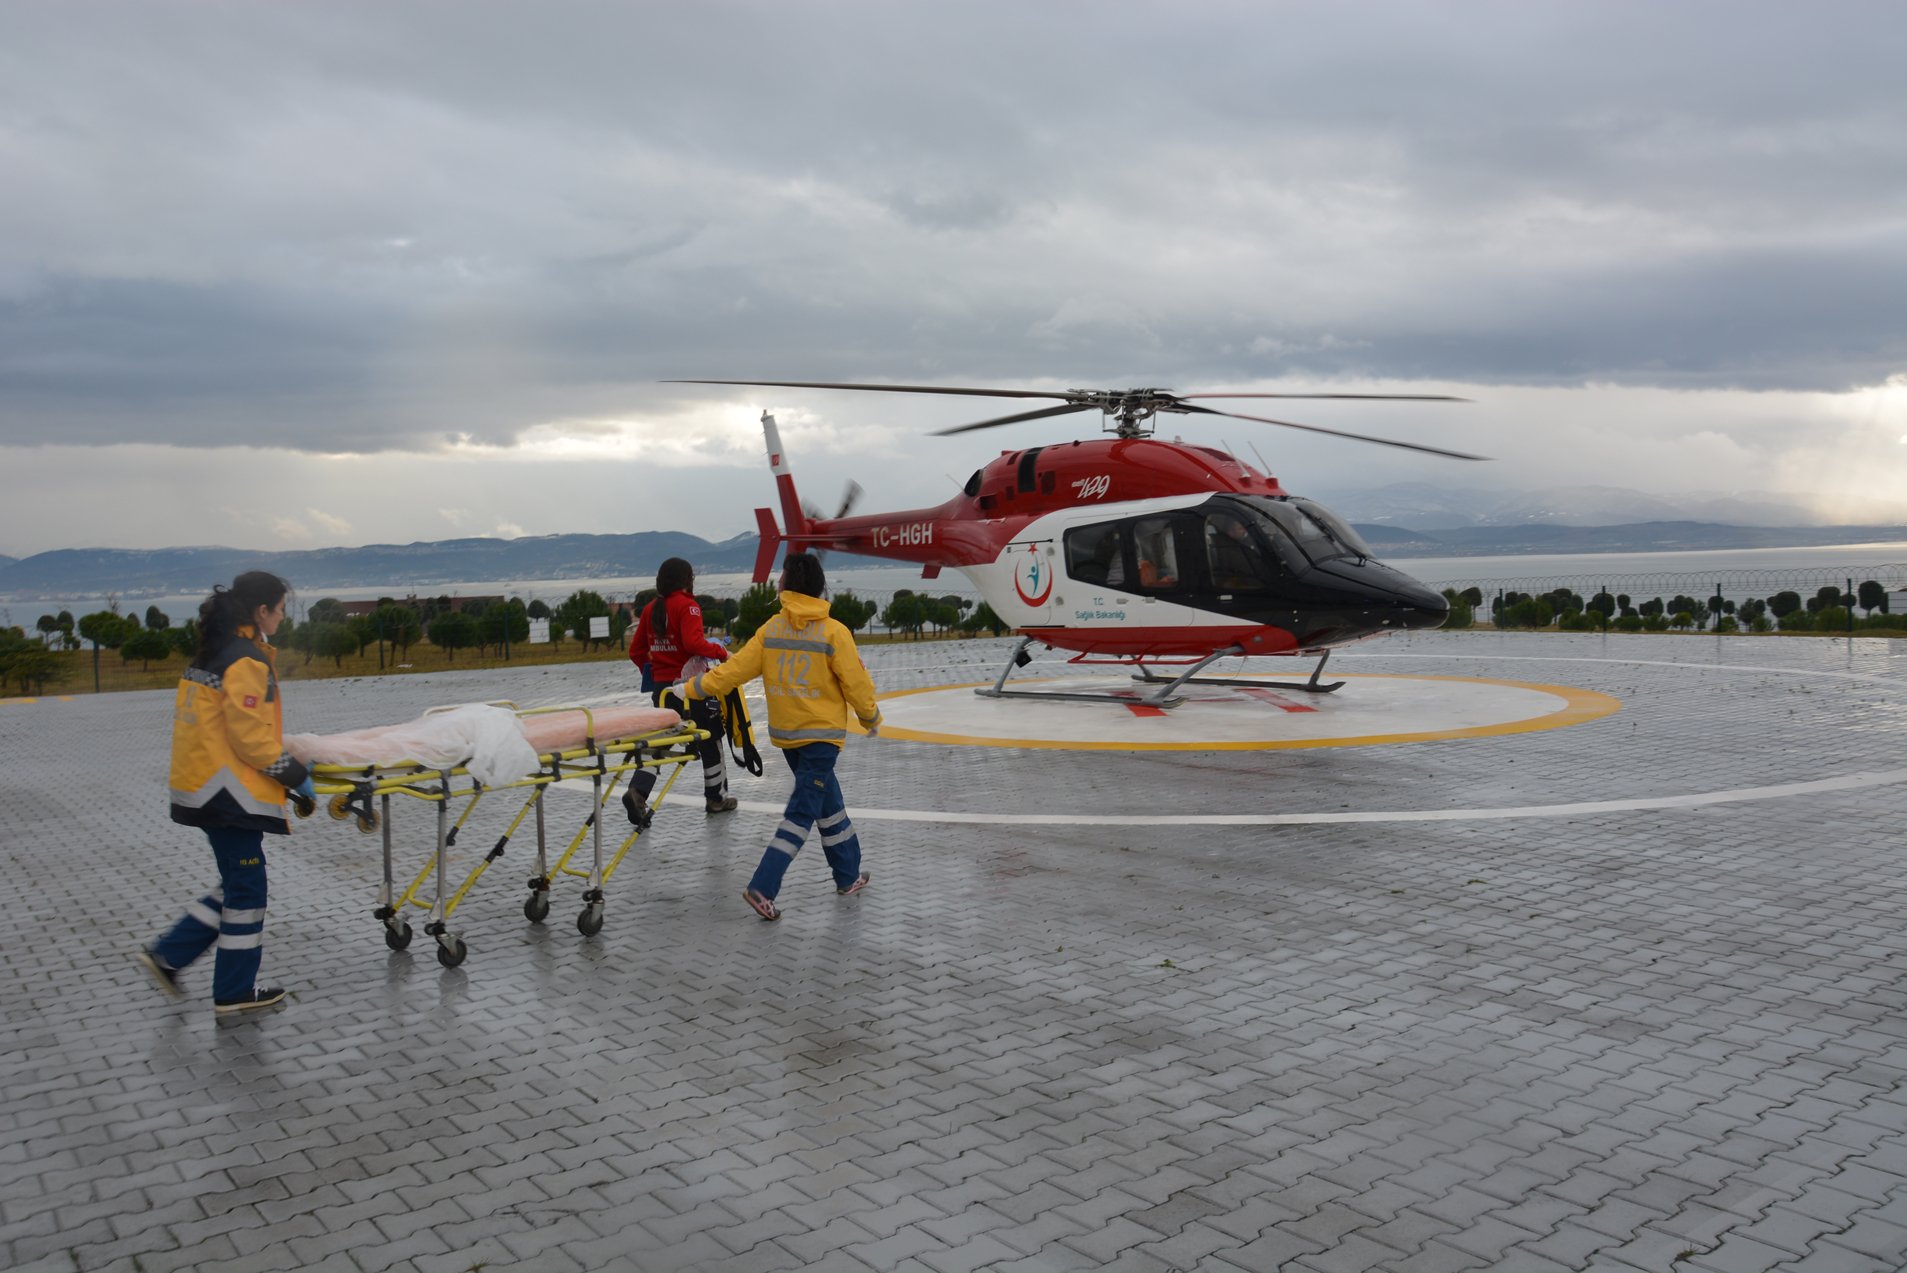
[1012,545,1053,606]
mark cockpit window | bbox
[1289,498,1374,559]
[1239,496,1371,564]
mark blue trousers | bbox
[748,744,862,899]
[151,827,269,1003]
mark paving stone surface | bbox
[2,630,1904,1271]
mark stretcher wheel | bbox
[290,792,315,819]
[577,904,604,937]
[354,809,380,835]
[436,936,467,968]
[328,794,353,821]
[524,893,550,924]
[384,921,413,951]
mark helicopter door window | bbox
[1129,516,1183,593]
[1064,522,1123,588]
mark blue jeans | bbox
[151,827,269,1003]
[748,744,862,899]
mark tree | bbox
[554,589,611,649]
[1503,598,1554,629]
[1778,609,1814,632]
[307,597,348,626]
[35,613,60,645]
[120,628,172,670]
[375,604,421,657]
[695,594,727,631]
[428,612,477,661]
[1587,592,1616,618]
[144,604,171,631]
[2,641,62,694]
[732,584,779,642]
[1767,591,1802,618]
[1858,580,1889,615]
[881,594,925,639]
[347,616,378,657]
[480,602,530,655]
[77,611,129,651]
[968,601,1009,637]
[1459,586,1483,608]
[526,599,551,620]
[831,592,877,633]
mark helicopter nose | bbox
[1312,561,1449,632]
[1392,582,1449,631]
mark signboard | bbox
[528,619,550,644]
[589,615,609,640]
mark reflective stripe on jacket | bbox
[684,591,880,749]
[168,627,308,833]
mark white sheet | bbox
[286,703,540,788]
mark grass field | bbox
[4,620,1899,701]
[0,627,978,698]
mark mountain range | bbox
[1304,482,1878,529]
[2,485,1902,600]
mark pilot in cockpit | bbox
[1205,513,1259,591]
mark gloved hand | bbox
[293,776,316,802]
[864,725,880,739]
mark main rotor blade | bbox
[1175,403,1490,460]
[932,402,1097,436]
[665,378,1070,401]
[1174,392,1470,403]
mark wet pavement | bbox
[2,630,1905,1272]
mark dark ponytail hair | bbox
[194,571,290,668]
[647,557,695,636]
[779,551,826,599]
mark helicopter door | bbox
[1003,538,1056,624]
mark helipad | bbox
[4,631,1906,1273]
[874,671,1621,749]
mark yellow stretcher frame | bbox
[293,703,708,967]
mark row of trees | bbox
[1448,581,1901,634]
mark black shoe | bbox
[621,789,653,830]
[136,950,184,999]
[706,796,739,814]
[215,987,287,1016]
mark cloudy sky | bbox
[2,0,1904,556]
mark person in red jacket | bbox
[628,557,736,813]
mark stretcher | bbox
[286,702,708,967]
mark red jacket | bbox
[628,591,727,684]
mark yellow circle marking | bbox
[871,672,1621,751]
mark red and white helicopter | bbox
[670,379,1484,708]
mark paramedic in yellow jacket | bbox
[684,552,880,921]
[137,572,312,1015]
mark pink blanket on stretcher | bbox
[285,702,685,788]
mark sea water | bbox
[9,543,1907,629]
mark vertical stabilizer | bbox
[762,411,810,538]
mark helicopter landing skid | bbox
[977,639,1264,709]
[1133,649,1344,695]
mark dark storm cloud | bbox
[0,0,1902,456]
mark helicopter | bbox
[667,379,1486,708]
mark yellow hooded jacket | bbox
[168,627,310,833]
[684,591,880,748]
